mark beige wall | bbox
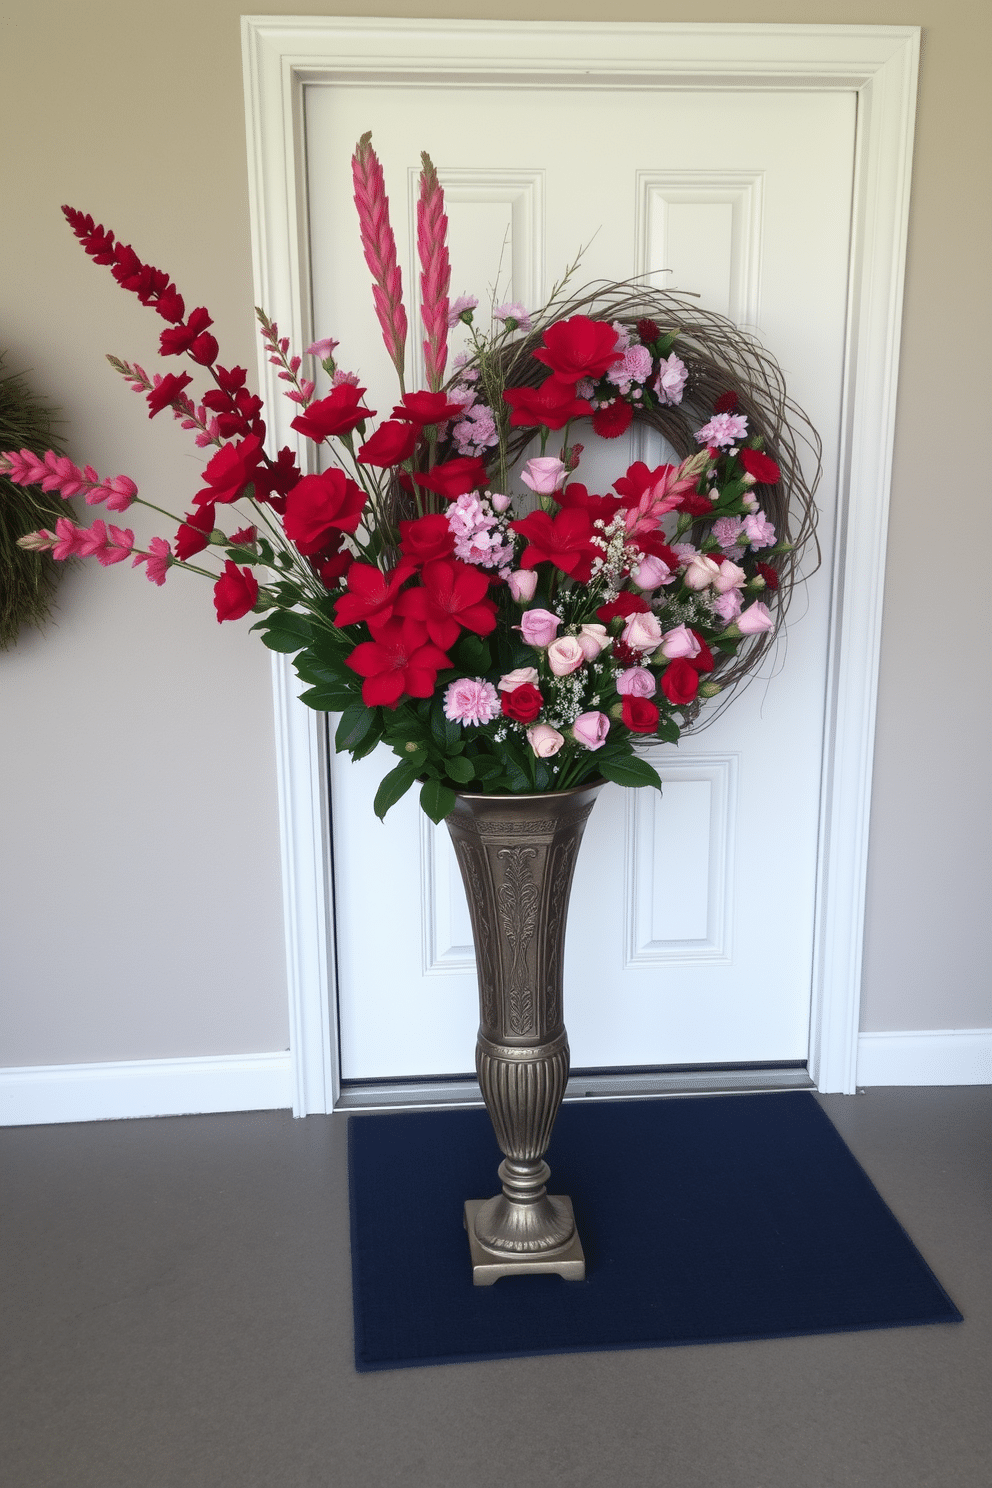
[1,0,989,1072]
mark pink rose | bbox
[660,624,701,660]
[517,608,561,648]
[572,711,610,751]
[713,558,747,594]
[526,723,565,758]
[736,600,774,635]
[576,623,610,660]
[632,554,674,590]
[616,667,657,698]
[508,569,539,603]
[498,666,540,691]
[683,554,723,591]
[546,636,586,676]
[620,611,663,652]
[490,493,512,513]
[520,456,568,494]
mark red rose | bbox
[175,521,210,561]
[501,683,543,723]
[621,695,660,733]
[503,378,592,430]
[283,469,366,553]
[398,514,456,564]
[213,560,258,623]
[755,561,780,591]
[357,420,419,468]
[413,457,489,499]
[532,316,619,383]
[193,434,266,506]
[591,400,634,439]
[739,446,781,485]
[661,658,700,705]
[291,384,375,442]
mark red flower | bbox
[229,525,257,546]
[394,559,498,650]
[318,548,351,588]
[333,561,414,628]
[532,316,619,383]
[193,434,266,506]
[159,307,214,358]
[175,511,213,560]
[679,492,716,517]
[391,391,464,424]
[146,372,192,418]
[621,695,660,733]
[596,591,650,625]
[190,332,219,366]
[345,617,452,707]
[291,385,374,442]
[503,378,592,431]
[213,560,259,623]
[510,507,595,581]
[714,390,740,414]
[283,469,366,553]
[739,446,781,485]
[613,462,670,503]
[501,684,543,723]
[253,445,300,506]
[357,420,419,467]
[661,658,700,705]
[688,631,715,673]
[636,318,660,344]
[591,401,633,439]
[556,483,623,525]
[755,561,780,591]
[398,514,456,564]
[413,457,489,499]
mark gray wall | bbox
[2,0,989,1072]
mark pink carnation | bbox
[654,354,687,406]
[695,412,748,448]
[443,676,500,725]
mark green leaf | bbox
[471,756,503,781]
[350,725,384,762]
[298,684,359,711]
[599,754,663,791]
[250,610,312,654]
[373,760,420,820]
[429,694,462,751]
[656,716,681,743]
[335,703,376,752]
[445,754,475,785]
[454,633,492,673]
[420,778,458,825]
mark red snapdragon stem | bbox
[352,132,408,384]
[416,152,450,393]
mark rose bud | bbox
[526,723,565,758]
[546,636,586,676]
[517,608,561,648]
[508,569,539,603]
[572,711,610,751]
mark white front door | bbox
[303,81,854,1081]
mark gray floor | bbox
[2,1087,989,1488]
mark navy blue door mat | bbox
[348,1091,961,1371]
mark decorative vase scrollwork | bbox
[444,780,604,1285]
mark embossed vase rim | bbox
[449,779,607,804]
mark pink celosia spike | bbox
[0,447,139,510]
[417,152,450,393]
[352,132,408,384]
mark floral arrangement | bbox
[1,134,817,823]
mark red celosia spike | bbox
[416,152,450,392]
[352,132,408,382]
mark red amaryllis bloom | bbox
[391,391,463,424]
[398,513,456,564]
[394,558,498,650]
[532,316,619,383]
[714,390,740,414]
[283,469,366,553]
[592,400,634,439]
[613,462,668,502]
[333,561,415,627]
[192,434,266,506]
[357,419,419,467]
[501,683,543,723]
[345,617,452,707]
[596,591,650,625]
[621,695,660,733]
[146,372,192,418]
[412,457,489,499]
[159,307,214,358]
[660,657,700,705]
[739,446,781,485]
[555,482,623,525]
[510,507,595,580]
[755,561,780,590]
[291,384,375,442]
[213,560,259,623]
[503,378,592,431]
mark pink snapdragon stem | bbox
[417,152,450,393]
[351,132,408,386]
[1,449,138,512]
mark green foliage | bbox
[0,354,67,648]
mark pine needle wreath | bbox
[0,353,67,647]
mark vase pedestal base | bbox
[463,1199,586,1286]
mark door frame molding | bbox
[240,17,921,1110]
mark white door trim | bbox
[240,17,920,1108]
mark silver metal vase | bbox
[444,779,605,1285]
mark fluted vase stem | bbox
[445,780,604,1284]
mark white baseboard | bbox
[857,1029,992,1087]
[0,1051,294,1127]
